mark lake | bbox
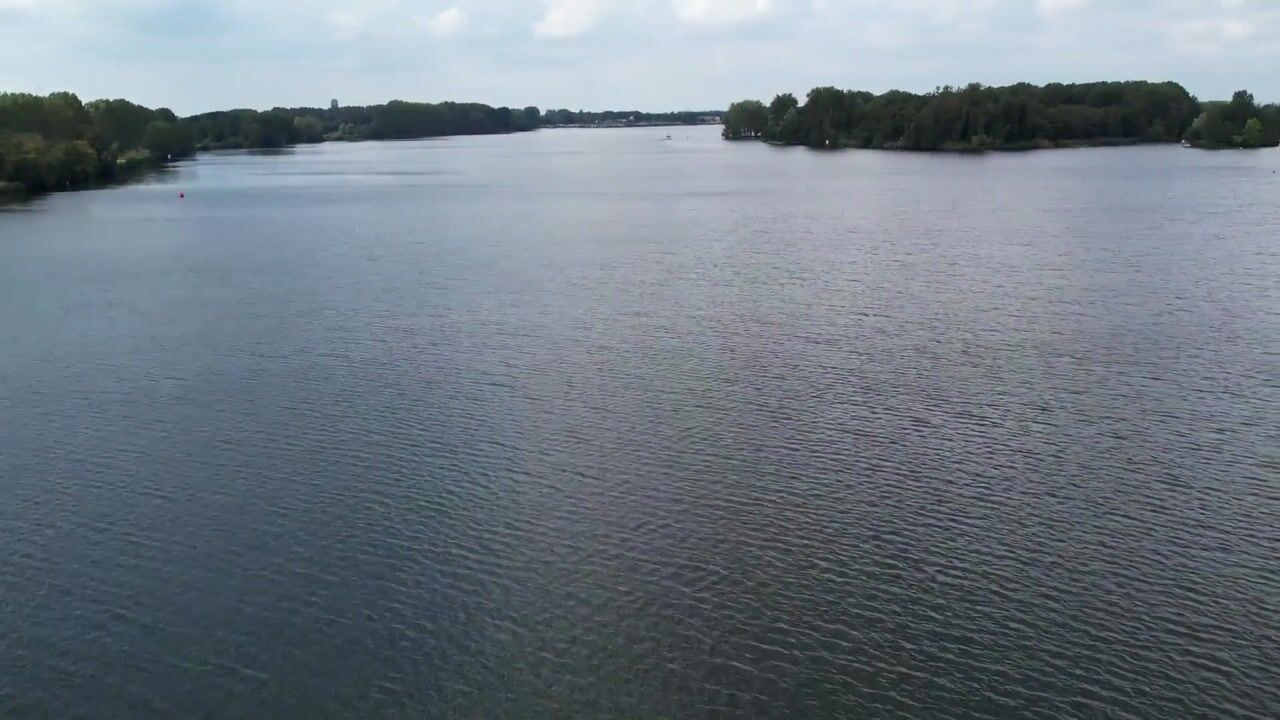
[2,126,1277,718]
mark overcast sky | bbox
[1,0,1277,114]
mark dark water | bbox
[2,127,1278,718]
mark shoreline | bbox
[745,137,1149,152]
[0,159,176,204]
[0,130,521,202]
[544,122,719,130]
[0,125,716,203]
[741,137,1279,153]
[7,127,1272,206]
[724,83,1279,155]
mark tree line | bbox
[1183,91,1279,148]
[1,91,731,196]
[724,81,1280,151]
[0,93,548,194]
[541,109,722,126]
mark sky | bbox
[1,0,1277,115]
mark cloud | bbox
[1038,0,1089,12]
[2,0,1279,113]
[673,0,776,24]
[1222,19,1252,37]
[534,0,604,38]
[416,6,466,39]
[325,6,367,40]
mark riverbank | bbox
[3,90,727,200]
[0,149,174,204]
[1,92,546,199]
[741,129,1278,154]
[544,117,720,129]
[545,122,718,129]
[751,135,1158,152]
[724,81,1279,153]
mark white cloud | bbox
[1222,19,1252,37]
[1038,0,1089,13]
[3,0,1280,112]
[416,6,466,39]
[325,6,367,40]
[534,0,604,38]
[673,0,775,24]
[874,0,999,27]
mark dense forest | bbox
[1183,91,1280,148]
[0,93,547,194]
[7,81,1276,195]
[724,81,1280,151]
[181,102,543,150]
[0,91,725,195]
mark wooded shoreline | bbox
[724,82,1280,152]
[0,93,722,198]
[5,81,1276,201]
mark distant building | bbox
[330,99,339,111]
[697,116,721,125]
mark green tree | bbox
[1192,110,1223,145]
[6,91,551,195]
[517,106,541,131]
[1242,117,1264,148]
[722,100,768,139]
[766,94,800,143]
[0,92,91,140]
[256,111,296,147]
[87,98,162,150]
[53,140,100,186]
[726,80,1208,151]
[1263,105,1280,145]
[769,94,798,126]
[3,133,54,191]
[800,86,847,147]
[1225,90,1257,125]
[142,121,195,160]
[292,116,325,143]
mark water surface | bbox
[2,127,1278,718]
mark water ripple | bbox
[1,132,1278,718]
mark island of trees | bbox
[0,92,722,196]
[723,82,1280,151]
